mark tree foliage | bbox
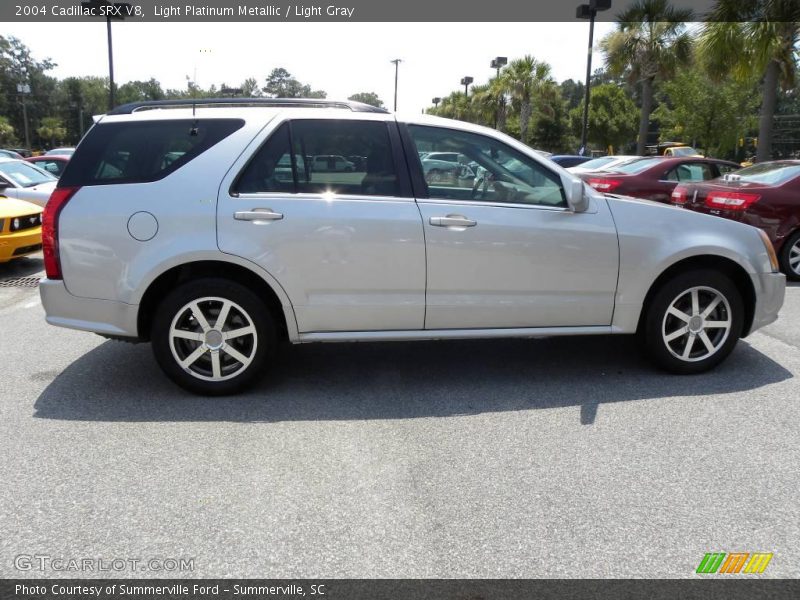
[571,84,638,153]
[348,92,384,108]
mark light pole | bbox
[82,1,130,110]
[490,56,507,129]
[16,83,31,150]
[431,97,441,108]
[390,59,402,111]
[576,0,611,156]
[460,76,474,98]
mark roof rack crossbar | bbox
[108,97,389,115]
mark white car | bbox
[39,99,784,395]
[0,158,58,207]
[568,155,640,174]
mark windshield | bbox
[575,156,617,170]
[731,161,800,186]
[613,157,663,174]
[0,160,57,187]
[670,147,698,156]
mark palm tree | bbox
[700,0,800,162]
[501,55,553,143]
[600,0,693,155]
[469,82,500,128]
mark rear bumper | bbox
[748,271,786,335]
[39,279,140,338]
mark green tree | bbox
[36,116,66,148]
[652,65,759,159]
[501,55,553,143]
[571,84,638,153]
[468,81,505,128]
[263,67,326,98]
[0,116,16,145]
[600,0,693,155]
[700,0,800,162]
[241,77,262,97]
[116,78,165,104]
[348,92,384,108]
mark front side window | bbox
[235,120,399,197]
[408,125,565,207]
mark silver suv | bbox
[40,99,785,395]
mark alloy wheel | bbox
[661,286,732,362]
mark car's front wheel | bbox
[640,269,743,374]
[151,278,275,395]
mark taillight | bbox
[42,186,79,280]
[587,178,622,192]
[671,185,689,205]
[704,191,761,211]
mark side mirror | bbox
[564,177,590,212]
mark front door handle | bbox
[234,208,284,222]
[429,214,477,228]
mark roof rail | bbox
[107,97,389,115]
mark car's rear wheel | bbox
[779,230,800,281]
[151,278,275,395]
[640,269,743,374]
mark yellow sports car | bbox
[0,198,43,263]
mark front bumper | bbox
[0,227,42,263]
[748,271,786,335]
[39,278,140,338]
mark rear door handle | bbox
[234,208,284,222]
[429,214,477,228]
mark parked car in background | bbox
[671,160,800,280]
[25,155,70,178]
[579,156,740,203]
[0,149,24,159]
[551,155,593,168]
[421,153,474,183]
[567,155,639,174]
[38,99,784,395]
[646,142,703,157]
[44,147,76,157]
[12,148,32,158]
[0,198,43,263]
[311,155,355,172]
[0,158,58,207]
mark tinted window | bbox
[234,122,296,194]
[60,119,244,187]
[32,159,66,176]
[292,120,399,196]
[408,125,565,207]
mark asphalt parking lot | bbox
[1,254,798,578]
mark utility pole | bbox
[16,83,31,150]
[390,59,402,111]
[576,0,612,156]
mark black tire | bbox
[639,269,744,374]
[779,230,800,282]
[151,278,276,395]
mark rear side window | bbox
[233,119,399,197]
[59,118,244,187]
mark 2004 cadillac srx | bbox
[39,99,785,394]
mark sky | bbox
[4,21,617,113]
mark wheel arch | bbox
[636,254,757,337]
[137,260,296,342]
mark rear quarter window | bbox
[59,118,244,187]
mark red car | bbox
[25,155,70,178]
[671,160,800,280]
[578,156,741,203]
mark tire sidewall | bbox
[151,278,275,395]
[779,231,800,282]
[643,269,744,374]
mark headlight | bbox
[9,214,41,232]
[758,229,779,273]
[12,218,20,230]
